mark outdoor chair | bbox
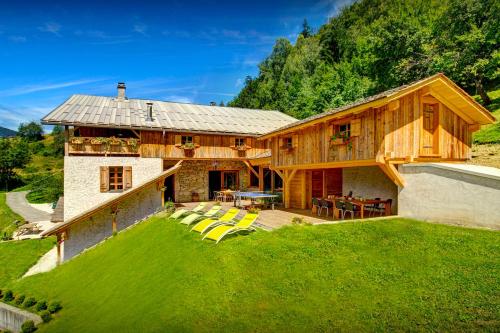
[334,199,345,219]
[312,197,321,216]
[191,208,240,234]
[319,199,333,217]
[170,202,208,219]
[367,197,381,217]
[202,212,259,244]
[343,201,359,219]
[179,206,222,226]
[376,199,392,216]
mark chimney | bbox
[117,82,126,100]
[146,102,154,121]
[209,101,216,106]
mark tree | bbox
[0,138,31,190]
[17,121,43,142]
[432,0,499,105]
[50,125,65,156]
[300,19,313,38]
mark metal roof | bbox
[41,95,297,136]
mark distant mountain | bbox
[0,126,17,137]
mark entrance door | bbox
[222,171,238,190]
[421,103,439,156]
[209,171,222,200]
[164,175,175,203]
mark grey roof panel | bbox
[42,94,297,135]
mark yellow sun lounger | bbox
[170,202,208,219]
[191,208,240,234]
[179,205,222,226]
[202,212,258,244]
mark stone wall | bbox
[175,160,249,202]
[64,156,163,220]
[0,302,42,333]
[342,166,398,214]
[399,163,500,229]
[63,182,161,261]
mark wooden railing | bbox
[68,137,140,156]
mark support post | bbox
[56,233,62,265]
[258,166,264,191]
[111,205,118,233]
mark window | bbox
[109,166,124,191]
[100,166,132,193]
[235,137,245,147]
[283,137,293,149]
[336,123,350,138]
[181,136,193,145]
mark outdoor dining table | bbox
[326,197,391,218]
[233,191,279,210]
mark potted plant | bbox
[108,136,122,146]
[181,142,196,157]
[126,138,139,152]
[330,132,352,150]
[90,137,107,152]
[70,137,83,145]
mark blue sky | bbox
[0,0,352,130]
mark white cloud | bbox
[0,78,107,97]
[8,35,26,43]
[133,23,148,36]
[235,78,244,87]
[163,95,193,104]
[38,22,61,36]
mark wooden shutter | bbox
[100,166,109,192]
[124,166,132,190]
[229,137,236,148]
[174,135,182,147]
[292,134,299,149]
[279,137,283,148]
[245,137,252,149]
[193,135,201,147]
[351,119,361,137]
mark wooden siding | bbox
[270,89,472,168]
[140,131,268,159]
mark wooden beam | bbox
[377,155,405,187]
[243,160,259,178]
[258,166,264,191]
[56,233,62,265]
[300,171,306,209]
[272,168,284,180]
[64,125,69,156]
[287,169,298,183]
[111,205,118,233]
[131,129,141,139]
[274,159,378,171]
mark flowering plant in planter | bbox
[108,136,122,146]
[70,137,84,145]
[126,138,139,151]
[330,132,352,150]
[90,137,106,145]
[181,142,196,150]
[235,144,248,151]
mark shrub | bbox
[248,207,261,214]
[23,297,37,308]
[3,290,14,302]
[35,300,47,312]
[15,294,25,305]
[291,217,311,225]
[20,320,36,333]
[48,301,62,314]
[40,310,52,323]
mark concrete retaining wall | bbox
[399,163,500,229]
[63,181,161,261]
[64,156,163,220]
[0,302,41,333]
[342,166,398,214]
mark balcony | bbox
[68,137,140,156]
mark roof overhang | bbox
[41,161,183,236]
[258,74,495,140]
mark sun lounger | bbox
[190,208,240,234]
[202,212,258,244]
[170,202,208,219]
[179,205,222,226]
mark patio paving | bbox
[178,201,346,230]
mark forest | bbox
[230,0,499,120]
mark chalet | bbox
[41,73,496,262]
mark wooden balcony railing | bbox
[68,137,140,156]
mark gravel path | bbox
[5,191,51,222]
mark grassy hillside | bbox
[0,191,24,237]
[473,88,500,144]
[10,216,500,332]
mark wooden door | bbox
[311,171,323,198]
[420,103,439,156]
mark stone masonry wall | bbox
[64,156,163,220]
[342,166,398,214]
[175,160,249,202]
[63,182,161,261]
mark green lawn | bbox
[0,191,24,237]
[0,238,55,286]
[8,216,499,332]
[474,88,500,144]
